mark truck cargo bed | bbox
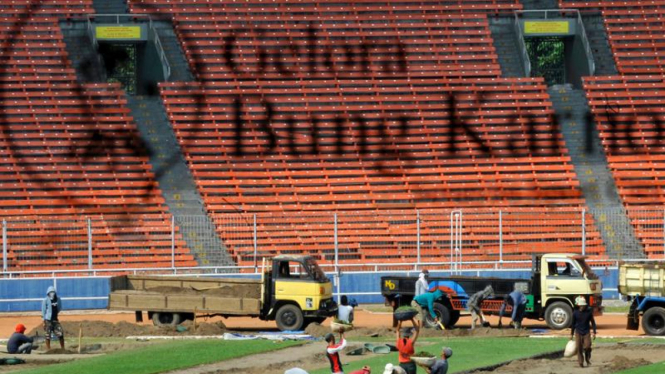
[108,275,263,316]
[619,264,665,297]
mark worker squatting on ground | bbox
[498,288,527,329]
[412,289,444,324]
[338,295,355,324]
[571,296,597,368]
[415,269,429,297]
[42,286,64,350]
[396,319,421,374]
[7,323,37,354]
[325,329,348,374]
[424,347,453,374]
[467,285,494,329]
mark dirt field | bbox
[0,309,648,339]
[471,343,665,374]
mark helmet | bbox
[442,346,453,358]
[15,324,26,333]
[575,296,587,306]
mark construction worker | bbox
[324,329,348,374]
[570,296,596,368]
[42,286,64,350]
[467,285,494,329]
[7,324,37,354]
[415,269,429,296]
[498,288,527,329]
[412,289,444,324]
[396,318,420,374]
[425,347,453,374]
[338,295,354,324]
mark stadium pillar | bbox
[87,218,93,270]
[2,220,6,273]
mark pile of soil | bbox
[606,355,650,373]
[147,285,260,299]
[305,323,394,339]
[28,320,227,338]
[44,348,77,355]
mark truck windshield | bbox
[577,259,598,279]
[306,259,328,282]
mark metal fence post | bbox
[171,216,175,269]
[87,218,93,270]
[2,220,6,273]
[416,210,421,267]
[334,213,340,304]
[581,209,586,256]
[499,210,503,263]
[253,213,258,273]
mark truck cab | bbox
[266,255,337,330]
[536,254,603,329]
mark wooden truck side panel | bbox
[108,275,263,316]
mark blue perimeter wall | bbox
[0,268,620,312]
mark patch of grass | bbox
[20,339,302,374]
[309,337,567,374]
[604,305,629,314]
[613,360,665,374]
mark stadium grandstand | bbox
[0,0,662,274]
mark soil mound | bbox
[44,348,77,355]
[28,320,227,338]
[606,355,650,373]
[304,323,329,338]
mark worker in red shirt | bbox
[396,318,420,374]
[324,329,348,374]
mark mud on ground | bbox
[28,320,226,338]
[305,323,528,339]
[469,343,665,374]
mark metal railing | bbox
[1,208,663,278]
[85,14,171,81]
[514,9,595,77]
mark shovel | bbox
[437,321,446,331]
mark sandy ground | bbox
[0,309,648,339]
[473,343,665,374]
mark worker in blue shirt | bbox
[412,289,444,324]
[570,296,597,368]
[498,288,527,329]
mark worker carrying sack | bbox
[564,339,577,358]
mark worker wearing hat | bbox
[324,329,347,374]
[425,347,453,374]
[383,363,406,374]
[570,295,596,368]
[7,323,37,354]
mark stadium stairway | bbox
[581,14,619,76]
[520,0,559,9]
[153,22,196,82]
[126,95,236,268]
[92,0,127,14]
[548,85,644,259]
[60,22,107,84]
[489,16,527,78]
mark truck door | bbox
[542,257,589,302]
[273,260,322,311]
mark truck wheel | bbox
[545,302,573,330]
[424,303,451,329]
[642,307,665,336]
[276,305,304,331]
[152,312,181,327]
